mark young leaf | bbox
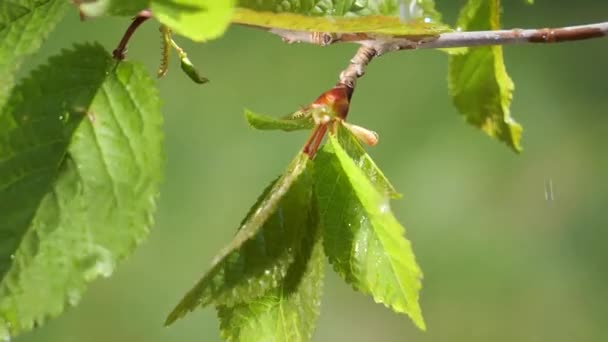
[150,0,236,42]
[245,109,314,132]
[217,197,324,342]
[0,44,163,339]
[179,55,209,84]
[448,0,523,152]
[166,153,313,324]
[0,0,68,106]
[334,123,400,199]
[315,131,425,330]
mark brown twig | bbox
[290,21,607,158]
[112,10,152,60]
[265,21,608,53]
[301,46,378,158]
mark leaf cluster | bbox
[167,123,425,340]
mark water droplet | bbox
[58,115,63,120]
[379,198,391,214]
[264,269,271,276]
[79,246,114,280]
[67,289,81,306]
[423,17,432,23]
[544,179,555,201]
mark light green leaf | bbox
[218,217,324,342]
[448,0,522,152]
[335,122,400,199]
[232,8,448,36]
[78,0,149,17]
[151,0,236,42]
[0,0,68,107]
[0,44,163,339]
[245,109,314,132]
[315,130,425,330]
[233,0,446,36]
[166,153,313,324]
[238,0,440,19]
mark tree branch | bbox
[291,20,608,128]
[268,21,608,53]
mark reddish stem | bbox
[303,123,329,158]
[112,10,152,60]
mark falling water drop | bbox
[544,179,555,201]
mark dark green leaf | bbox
[166,153,313,324]
[179,55,209,84]
[0,44,163,338]
[315,131,425,330]
[217,195,323,342]
[245,109,314,132]
[0,0,68,106]
[448,0,522,152]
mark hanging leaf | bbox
[315,128,425,330]
[0,44,163,339]
[166,153,314,324]
[448,0,523,152]
[217,197,324,342]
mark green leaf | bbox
[448,0,522,152]
[0,0,68,107]
[166,153,313,324]
[245,109,314,132]
[315,130,425,330]
[233,0,447,36]
[78,0,149,17]
[179,55,209,84]
[238,0,440,19]
[217,195,324,342]
[150,0,236,42]
[232,8,448,36]
[0,44,163,339]
[334,123,400,199]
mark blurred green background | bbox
[17,1,608,341]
